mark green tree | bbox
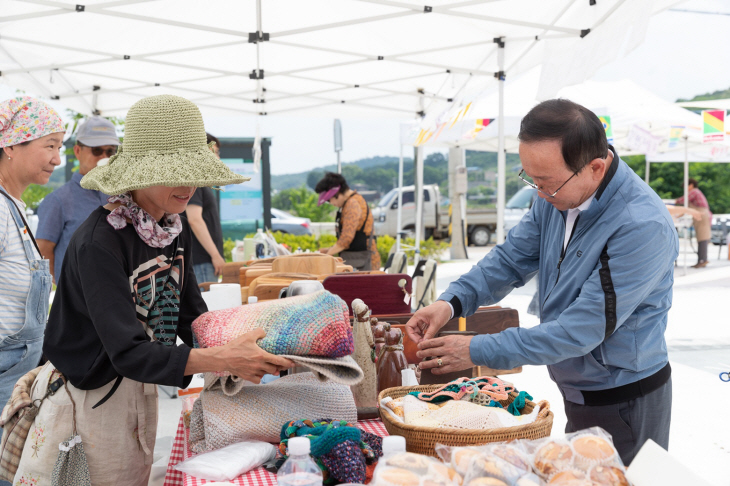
[22,184,53,210]
[275,186,336,222]
[624,155,730,214]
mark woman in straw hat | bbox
[8,95,293,485]
[0,97,65,408]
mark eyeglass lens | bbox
[90,147,117,157]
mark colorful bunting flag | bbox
[703,110,725,143]
[476,118,494,127]
[598,116,613,144]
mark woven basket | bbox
[378,384,553,457]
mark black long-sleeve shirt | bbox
[44,207,207,390]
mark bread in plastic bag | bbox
[174,440,276,481]
[371,451,462,486]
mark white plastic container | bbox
[276,437,322,486]
[371,435,407,481]
[253,229,269,259]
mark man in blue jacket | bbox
[407,99,678,465]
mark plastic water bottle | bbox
[372,435,407,480]
[277,437,322,486]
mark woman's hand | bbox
[185,329,294,384]
[221,329,295,383]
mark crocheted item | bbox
[0,96,65,148]
[278,419,382,485]
[408,376,514,403]
[189,373,357,453]
[106,192,182,248]
[193,290,361,389]
[401,394,541,430]
[80,95,248,195]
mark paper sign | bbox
[703,110,725,143]
[627,124,661,156]
[668,126,685,149]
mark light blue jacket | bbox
[440,154,678,404]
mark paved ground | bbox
[153,241,730,486]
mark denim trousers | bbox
[193,262,218,286]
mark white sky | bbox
[2,0,728,175]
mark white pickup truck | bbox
[372,184,498,246]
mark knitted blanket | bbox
[193,290,362,389]
[189,373,358,452]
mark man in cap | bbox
[36,116,120,283]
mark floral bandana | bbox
[106,192,182,248]
[0,96,65,148]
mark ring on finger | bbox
[437,358,443,368]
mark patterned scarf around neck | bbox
[106,192,182,248]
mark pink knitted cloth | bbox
[192,290,354,361]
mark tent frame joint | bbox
[580,28,591,38]
[493,37,505,48]
[248,32,270,43]
[424,6,432,13]
[75,4,85,12]
[249,69,265,80]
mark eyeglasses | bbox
[518,167,585,198]
[77,142,117,158]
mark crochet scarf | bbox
[106,192,182,248]
[278,419,382,485]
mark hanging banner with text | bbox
[703,110,725,143]
[627,125,661,157]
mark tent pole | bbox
[396,143,404,253]
[496,38,506,245]
[414,145,424,257]
[684,135,689,208]
[645,158,650,184]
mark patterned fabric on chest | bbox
[129,247,185,345]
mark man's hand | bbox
[416,335,475,375]
[405,300,452,344]
[212,253,226,277]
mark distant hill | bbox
[272,155,404,190]
[677,86,730,102]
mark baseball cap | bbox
[76,116,120,147]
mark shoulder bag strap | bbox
[0,188,43,258]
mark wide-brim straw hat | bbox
[81,95,249,195]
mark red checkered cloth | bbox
[164,415,389,486]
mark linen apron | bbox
[690,204,712,242]
[12,363,157,486]
[0,191,51,408]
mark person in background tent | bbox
[675,178,712,268]
[315,172,380,271]
[36,115,120,284]
[185,133,226,284]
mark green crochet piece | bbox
[506,391,533,416]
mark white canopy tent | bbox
[404,71,717,214]
[677,99,730,111]
[0,0,678,250]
